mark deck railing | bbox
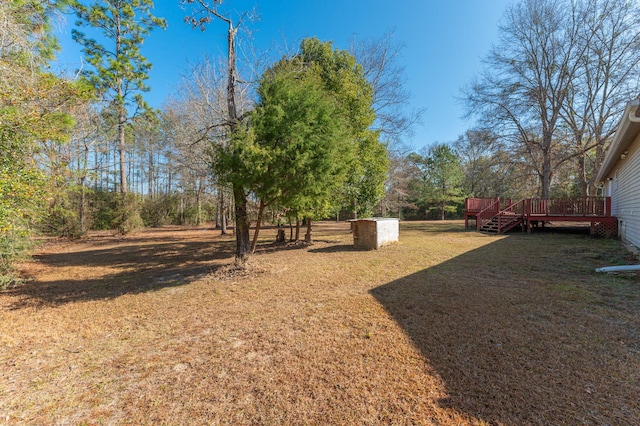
[475,199,501,230]
[475,198,516,230]
[465,197,498,213]
[466,196,612,232]
[496,198,526,233]
[465,197,513,213]
[526,197,610,216]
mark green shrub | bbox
[140,194,179,227]
[0,227,32,289]
[112,193,144,234]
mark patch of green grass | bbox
[544,283,596,303]
[400,219,471,234]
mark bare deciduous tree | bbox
[465,0,640,198]
[351,30,424,151]
[465,0,589,198]
[561,0,640,195]
[182,0,254,262]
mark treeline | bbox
[2,0,639,275]
[0,0,417,273]
[0,1,91,282]
[395,0,640,219]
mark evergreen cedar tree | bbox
[212,38,388,252]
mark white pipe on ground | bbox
[595,265,640,273]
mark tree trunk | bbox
[590,143,607,197]
[577,153,588,197]
[218,186,228,234]
[226,192,233,232]
[196,191,202,226]
[80,140,89,233]
[105,142,110,191]
[148,149,154,199]
[117,84,127,193]
[233,183,251,263]
[305,217,313,242]
[155,151,161,196]
[541,146,552,199]
[80,176,86,233]
[179,196,185,225]
[441,185,446,220]
[289,217,293,241]
[226,19,250,262]
[216,188,221,229]
[227,24,238,123]
[93,147,103,191]
[250,199,266,254]
[113,142,118,191]
[295,219,301,241]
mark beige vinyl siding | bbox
[610,172,618,215]
[614,133,640,247]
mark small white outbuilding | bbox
[596,99,640,248]
[351,218,399,250]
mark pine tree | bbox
[71,0,166,194]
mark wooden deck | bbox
[464,197,617,236]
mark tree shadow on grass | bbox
[4,230,235,310]
[370,234,640,424]
[254,236,354,254]
[307,243,362,254]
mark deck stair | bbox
[479,211,524,233]
[470,198,527,234]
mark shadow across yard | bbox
[6,228,235,309]
[371,232,640,424]
[308,244,363,254]
[5,223,353,310]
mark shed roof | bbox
[596,100,640,182]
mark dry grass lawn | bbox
[1,221,639,425]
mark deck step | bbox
[479,214,524,234]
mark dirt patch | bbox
[1,221,639,424]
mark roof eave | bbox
[596,100,640,183]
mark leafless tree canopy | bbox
[351,31,424,152]
[464,0,640,197]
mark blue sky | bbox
[55,0,514,150]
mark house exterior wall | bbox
[606,131,640,247]
[607,178,616,215]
